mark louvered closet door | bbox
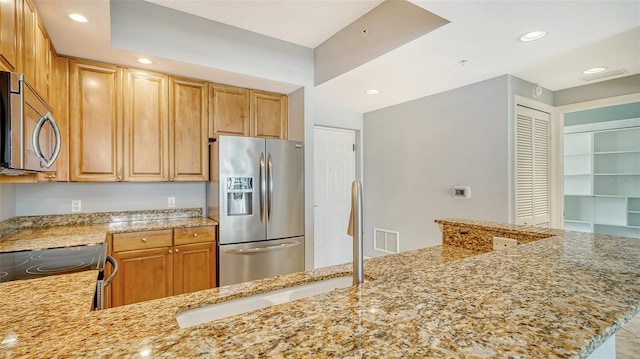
[515,105,550,227]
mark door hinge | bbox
[352,144,356,152]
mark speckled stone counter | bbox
[435,218,560,252]
[0,209,216,252]
[1,219,639,358]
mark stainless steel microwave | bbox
[0,71,61,175]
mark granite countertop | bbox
[1,220,639,358]
[0,217,217,252]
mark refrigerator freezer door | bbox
[218,237,305,286]
[218,136,266,244]
[266,139,304,240]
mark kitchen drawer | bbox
[112,230,173,252]
[174,226,216,245]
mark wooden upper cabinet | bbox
[0,0,20,72]
[34,18,49,100]
[169,76,208,181]
[209,83,250,138]
[38,54,69,182]
[21,0,36,85]
[123,69,169,181]
[69,59,123,182]
[250,90,288,139]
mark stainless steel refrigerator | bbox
[208,135,304,286]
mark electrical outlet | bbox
[71,200,81,213]
[168,197,175,208]
[493,237,517,251]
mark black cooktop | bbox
[0,243,106,283]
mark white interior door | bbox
[313,127,356,268]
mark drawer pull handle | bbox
[141,238,148,242]
[193,233,198,237]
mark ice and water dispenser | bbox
[226,177,253,216]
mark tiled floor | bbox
[617,313,640,358]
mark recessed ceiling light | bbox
[137,58,153,65]
[365,89,380,95]
[583,67,607,75]
[518,30,547,42]
[68,13,88,23]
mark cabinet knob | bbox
[117,175,122,181]
[141,238,147,242]
[170,176,175,181]
[169,249,173,254]
[193,233,198,237]
[175,248,180,253]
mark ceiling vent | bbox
[581,68,629,82]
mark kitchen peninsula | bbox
[1,218,639,358]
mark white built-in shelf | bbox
[594,173,640,176]
[564,116,640,238]
[594,150,640,155]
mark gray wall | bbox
[14,182,205,216]
[0,183,16,221]
[363,75,511,255]
[555,74,640,106]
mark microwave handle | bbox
[32,112,62,169]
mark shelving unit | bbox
[563,117,640,239]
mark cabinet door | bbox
[110,247,174,308]
[250,90,288,139]
[34,18,48,100]
[169,76,208,181]
[69,59,123,182]
[124,69,169,181]
[38,54,68,182]
[21,0,36,85]
[0,0,20,71]
[209,83,250,138]
[173,241,216,295]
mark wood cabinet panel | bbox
[169,76,208,181]
[69,59,123,181]
[173,241,216,295]
[124,69,169,181]
[110,247,173,307]
[21,0,36,85]
[108,226,217,308]
[39,54,69,182]
[209,83,250,138]
[174,226,216,245]
[0,0,20,71]
[250,90,288,139]
[34,18,48,100]
[112,229,173,252]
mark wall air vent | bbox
[373,228,400,254]
[581,68,628,82]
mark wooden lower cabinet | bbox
[174,242,216,295]
[108,226,216,308]
[110,247,174,307]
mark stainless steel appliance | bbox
[208,136,304,286]
[0,243,118,310]
[0,71,61,175]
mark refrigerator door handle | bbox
[223,242,301,254]
[267,152,273,223]
[260,152,265,223]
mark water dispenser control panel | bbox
[226,177,253,216]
